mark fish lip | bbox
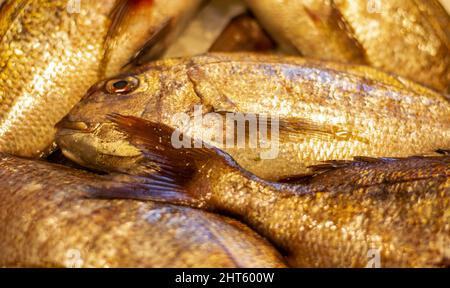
[55,119,100,133]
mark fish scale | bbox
[245,0,450,93]
[0,0,115,157]
[0,152,286,268]
[57,53,450,180]
[93,115,450,267]
[0,0,205,158]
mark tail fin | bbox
[89,114,235,208]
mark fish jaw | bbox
[56,123,142,172]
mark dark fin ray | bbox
[86,181,199,207]
[106,113,222,164]
[87,114,235,207]
[435,149,450,156]
[308,156,398,173]
[277,174,316,185]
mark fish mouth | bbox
[55,119,143,172]
[55,116,100,133]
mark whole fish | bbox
[0,153,286,268]
[56,53,450,180]
[93,115,450,268]
[245,0,450,93]
[0,0,204,158]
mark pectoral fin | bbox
[213,110,369,144]
[88,114,231,208]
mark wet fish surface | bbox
[102,0,207,77]
[244,0,367,62]
[0,152,286,268]
[93,115,450,268]
[245,0,450,92]
[209,12,276,53]
[56,53,450,180]
[0,0,204,158]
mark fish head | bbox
[55,68,163,172]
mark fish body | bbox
[245,0,450,92]
[0,0,204,158]
[244,0,367,62]
[0,152,286,268]
[57,53,450,180]
[98,115,450,268]
[102,0,207,77]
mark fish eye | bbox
[105,76,139,95]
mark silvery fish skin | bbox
[0,0,204,158]
[0,153,286,268]
[95,116,450,268]
[56,53,450,180]
[245,0,450,93]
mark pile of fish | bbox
[0,0,449,267]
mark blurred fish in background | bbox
[244,0,450,93]
[0,153,287,268]
[0,0,204,158]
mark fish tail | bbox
[89,114,237,208]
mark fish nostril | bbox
[66,122,88,131]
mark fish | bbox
[245,0,450,93]
[91,115,450,268]
[443,0,450,13]
[0,0,204,158]
[56,53,450,181]
[162,0,247,58]
[0,152,286,268]
[209,12,276,53]
[244,0,367,61]
[102,0,207,77]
